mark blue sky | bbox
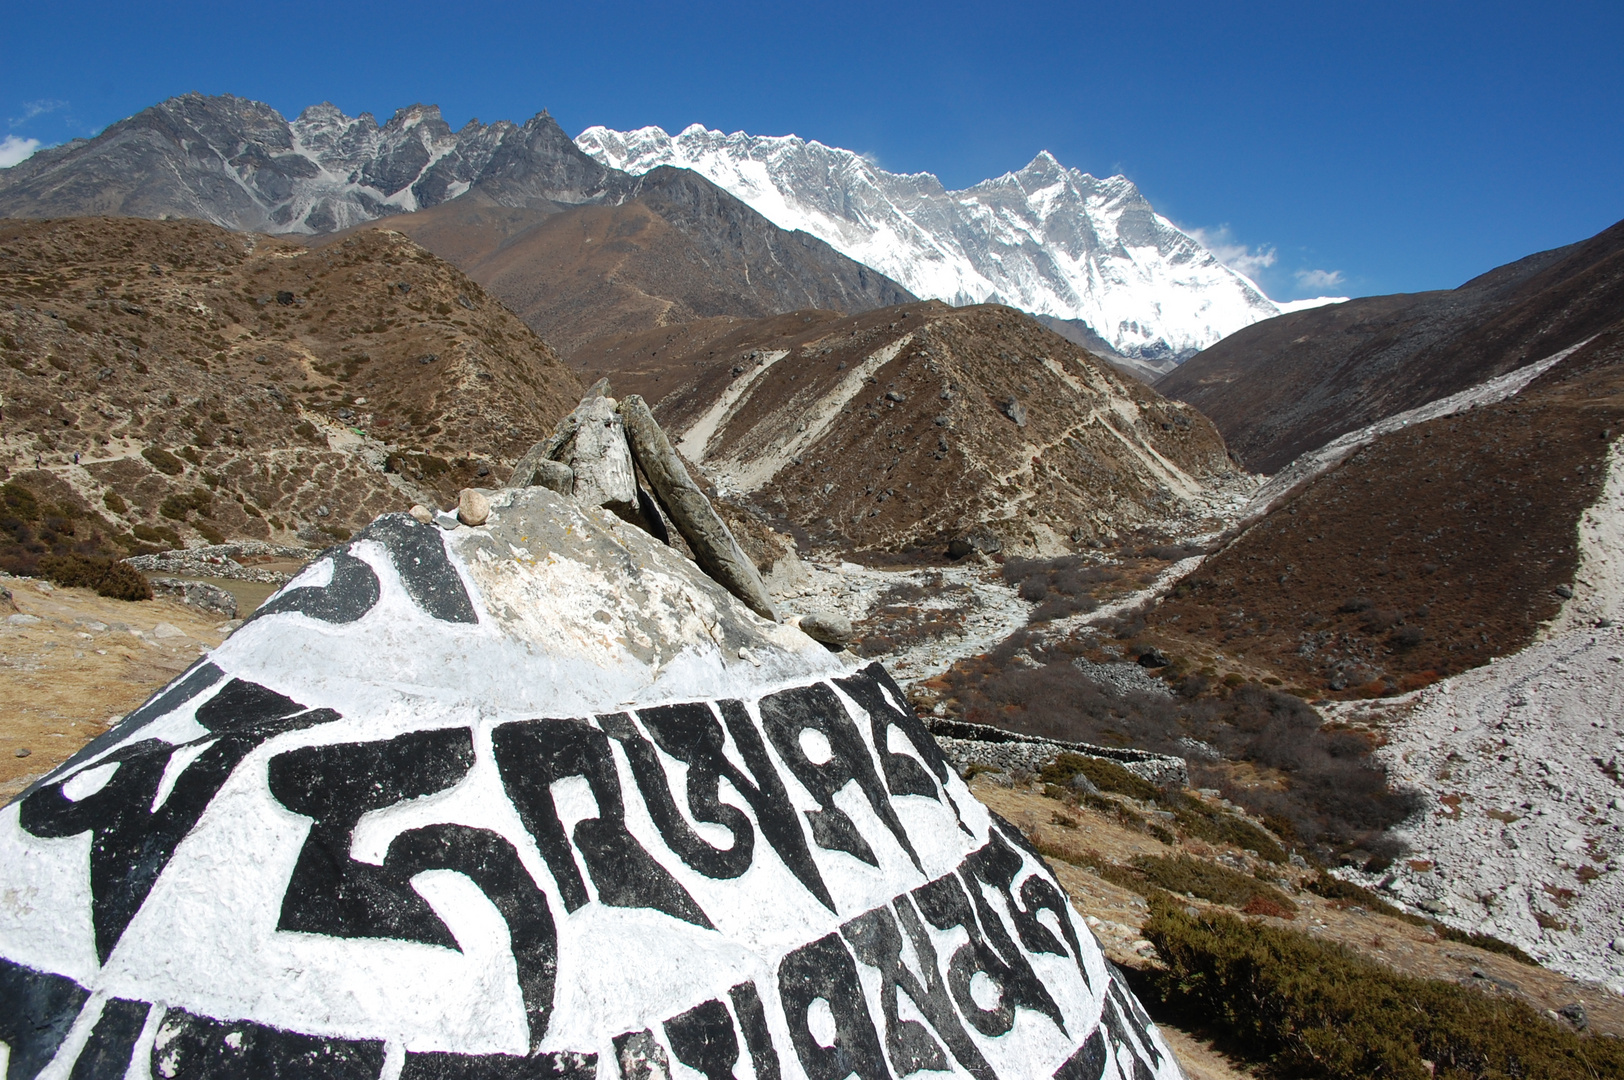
[2,0,1620,301]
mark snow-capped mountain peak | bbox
[576,123,1301,360]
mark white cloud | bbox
[0,135,41,169]
[1295,268,1346,290]
[8,99,68,127]
[1189,225,1277,283]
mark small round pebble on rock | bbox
[457,488,491,527]
[409,504,434,524]
[14,748,30,758]
[797,610,852,645]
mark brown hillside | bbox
[356,166,914,358]
[1160,217,1624,472]
[1140,326,1624,696]
[0,217,581,551]
[574,301,1244,555]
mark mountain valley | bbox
[3,92,1624,1072]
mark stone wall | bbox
[926,717,1189,789]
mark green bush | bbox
[141,446,186,476]
[102,490,128,514]
[1040,752,1161,800]
[36,554,151,601]
[1142,898,1624,1080]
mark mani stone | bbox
[618,394,778,622]
[0,487,1181,1080]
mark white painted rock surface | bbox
[0,487,1178,1080]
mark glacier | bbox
[577,124,1338,360]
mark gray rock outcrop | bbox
[619,394,778,622]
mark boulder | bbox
[533,459,574,495]
[620,395,779,622]
[566,397,639,514]
[458,488,492,527]
[797,610,853,647]
[0,488,1180,1080]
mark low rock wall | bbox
[147,576,239,618]
[926,718,1189,789]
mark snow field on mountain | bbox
[576,124,1302,360]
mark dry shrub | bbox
[1039,751,1160,800]
[0,482,139,579]
[1129,854,1297,916]
[945,636,1419,865]
[37,554,151,601]
[1003,555,1119,620]
[1141,899,1621,1080]
[141,446,186,476]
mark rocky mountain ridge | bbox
[0,94,623,234]
[0,93,919,360]
[365,168,913,358]
[576,124,1337,361]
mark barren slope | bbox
[1140,326,1624,696]
[576,301,1247,555]
[1161,217,1624,471]
[370,167,915,357]
[0,216,581,550]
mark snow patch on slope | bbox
[576,125,1328,360]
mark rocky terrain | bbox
[0,94,624,234]
[572,301,1250,556]
[0,216,582,552]
[1160,216,1624,471]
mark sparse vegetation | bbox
[1141,898,1624,1079]
[36,553,151,601]
[941,632,1420,866]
